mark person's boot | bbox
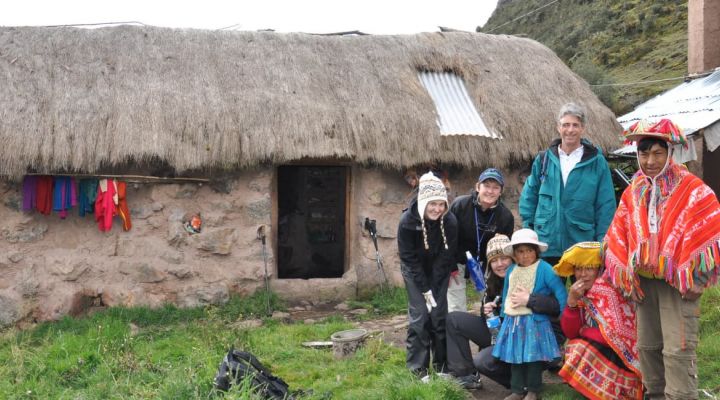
[523,392,538,400]
[503,393,525,400]
[455,374,483,390]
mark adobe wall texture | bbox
[689,0,720,74]
[0,166,526,327]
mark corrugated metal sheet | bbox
[617,68,720,135]
[418,71,497,138]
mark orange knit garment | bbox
[604,162,720,296]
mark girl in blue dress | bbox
[492,229,567,400]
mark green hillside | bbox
[481,0,688,115]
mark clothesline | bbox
[25,173,209,184]
[23,175,132,232]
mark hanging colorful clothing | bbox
[78,179,99,217]
[559,277,643,400]
[115,181,132,231]
[95,179,117,232]
[35,176,54,215]
[604,161,720,297]
[22,175,38,212]
[52,176,78,219]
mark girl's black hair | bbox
[637,137,669,152]
[513,243,541,258]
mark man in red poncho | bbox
[604,119,720,399]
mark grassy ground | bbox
[1,286,719,399]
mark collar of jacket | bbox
[548,138,599,162]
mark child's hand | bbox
[509,286,530,308]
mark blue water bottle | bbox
[486,296,501,345]
[465,251,487,292]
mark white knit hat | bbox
[417,172,448,220]
[416,172,449,250]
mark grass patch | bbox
[346,286,408,316]
[698,286,720,394]
[2,286,720,398]
[0,288,466,399]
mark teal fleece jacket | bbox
[519,138,616,258]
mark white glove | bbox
[423,290,437,312]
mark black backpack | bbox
[213,349,294,399]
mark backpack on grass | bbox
[213,349,294,399]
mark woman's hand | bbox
[483,301,497,316]
[509,286,530,308]
[567,280,590,308]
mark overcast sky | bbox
[0,0,498,34]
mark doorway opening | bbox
[277,166,347,279]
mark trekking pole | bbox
[256,225,272,316]
[364,218,389,288]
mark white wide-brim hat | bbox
[504,228,548,253]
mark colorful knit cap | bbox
[417,172,448,220]
[623,118,688,149]
[486,234,513,263]
[553,241,602,277]
[417,172,448,250]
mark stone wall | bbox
[0,170,273,326]
[0,165,527,326]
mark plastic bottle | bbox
[486,296,502,345]
[465,251,486,292]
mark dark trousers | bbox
[446,311,491,376]
[510,362,544,393]
[402,268,449,373]
[474,346,511,388]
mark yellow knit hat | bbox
[552,241,602,277]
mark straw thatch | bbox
[0,26,621,178]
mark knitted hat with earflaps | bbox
[416,172,448,250]
[486,234,514,264]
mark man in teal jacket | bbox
[519,103,616,265]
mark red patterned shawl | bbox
[604,162,720,297]
[580,276,641,376]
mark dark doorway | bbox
[277,166,347,279]
[703,140,720,201]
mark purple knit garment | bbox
[22,175,38,212]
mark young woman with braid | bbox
[398,172,458,379]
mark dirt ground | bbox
[286,306,565,400]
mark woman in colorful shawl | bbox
[555,242,642,400]
[604,119,720,400]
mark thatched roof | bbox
[0,26,621,178]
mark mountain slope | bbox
[481,0,688,114]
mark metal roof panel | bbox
[617,69,720,135]
[418,71,497,138]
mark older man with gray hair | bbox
[519,103,616,267]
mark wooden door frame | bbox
[271,161,352,279]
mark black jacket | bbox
[449,191,514,266]
[398,199,458,293]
